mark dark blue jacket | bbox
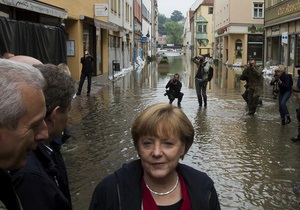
[81,55,94,74]
[89,159,220,210]
[11,144,72,210]
[166,79,182,94]
[270,72,293,95]
[0,169,22,210]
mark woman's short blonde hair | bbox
[275,64,285,73]
[131,103,194,158]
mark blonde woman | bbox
[270,65,293,125]
[89,103,221,210]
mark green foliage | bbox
[158,13,168,35]
[170,10,184,22]
[164,21,183,45]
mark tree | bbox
[164,21,183,45]
[170,10,184,22]
[158,13,168,35]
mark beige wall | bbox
[214,0,264,65]
[215,0,264,31]
[214,0,229,31]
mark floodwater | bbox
[64,52,300,210]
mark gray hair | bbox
[0,59,45,129]
[35,64,76,117]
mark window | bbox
[208,7,213,14]
[289,35,295,67]
[253,3,264,18]
[197,24,207,33]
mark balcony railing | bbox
[196,33,207,40]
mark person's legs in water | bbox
[77,73,87,95]
[202,82,208,107]
[291,107,300,141]
[176,92,184,106]
[279,90,292,125]
[195,79,202,107]
[291,108,300,141]
[167,92,175,104]
[87,72,92,96]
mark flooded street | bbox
[64,53,300,210]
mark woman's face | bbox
[275,70,281,76]
[137,131,185,180]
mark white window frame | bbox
[253,2,264,18]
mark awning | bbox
[0,0,67,19]
[94,19,119,31]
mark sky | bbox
[157,0,200,18]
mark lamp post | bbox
[250,24,256,33]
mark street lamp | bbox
[250,24,256,33]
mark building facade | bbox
[264,0,300,75]
[0,0,157,80]
[193,0,214,57]
[213,0,264,66]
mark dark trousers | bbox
[195,79,207,106]
[166,90,184,104]
[278,90,292,119]
[77,72,92,94]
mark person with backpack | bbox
[191,54,213,108]
[270,65,293,125]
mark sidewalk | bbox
[92,72,110,86]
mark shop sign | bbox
[140,36,148,42]
[278,0,300,16]
[95,4,108,17]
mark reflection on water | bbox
[65,55,300,210]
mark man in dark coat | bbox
[0,60,48,209]
[240,59,263,115]
[12,64,75,210]
[77,49,94,97]
[165,73,184,106]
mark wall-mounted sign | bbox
[282,32,288,44]
[140,36,148,42]
[95,4,108,17]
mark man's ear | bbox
[48,106,60,123]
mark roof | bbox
[202,0,213,6]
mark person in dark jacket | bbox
[165,73,184,106]
[89,103,221,210]
[291,69,300,141]
[76,49,94,96]
[270,65,293,125]
[240,59,263,115]
[0,60,48,210]
[12,64,76,210]
[192,55,214,107]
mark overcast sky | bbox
[157,0,199,18]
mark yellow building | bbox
[213,0,264,66]
[0,0,134,80]
[192,0,214,56]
